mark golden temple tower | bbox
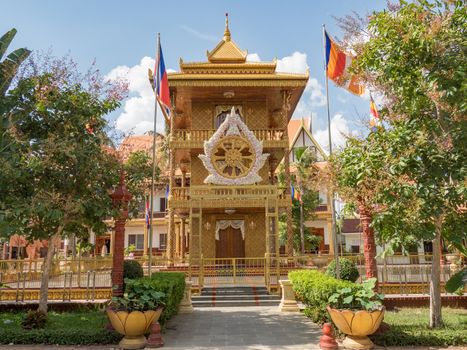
[167,15,308,265]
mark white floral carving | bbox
[199,107,269,185]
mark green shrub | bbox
[125,272,185,326]
[21,310,47,329]
[370,308,467,347]
[123,260,144,280]
[289,270,356,324]
[325,257,359,282]
[0,328,120,345]
[0,311,120,345]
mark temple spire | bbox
[224,13,231,41]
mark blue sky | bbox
[2,0,387,149]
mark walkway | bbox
[162,306,321,350]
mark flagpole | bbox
[322,24,340,279]
[148,33,160,277]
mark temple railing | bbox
[1,254,463,301]
[170,129,288,149]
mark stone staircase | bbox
[192,286,281,307]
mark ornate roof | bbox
[207,15,247,63]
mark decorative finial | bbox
[224,12,231,41]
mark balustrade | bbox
[170,129,286,148]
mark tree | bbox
[338,0,466,328]
[279,147,321,253]
[330,135,388,285]
[0,55,127,315]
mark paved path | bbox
[0,306,465,350]
[162,306,321,350]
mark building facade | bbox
[165,18,308,262]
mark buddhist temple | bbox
[166,15,309,263]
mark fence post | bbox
[279,279,299,312]
[232,258,236,285]
[179,281,194,313]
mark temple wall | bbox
[199,212,266,258]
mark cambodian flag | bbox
[145,197,150,229]
[154,44,171,117]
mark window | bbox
[215,108,242,129]
[128,234,144,250]
[159,233,167,249]
[159,198,167,212]
[351,245,360,254]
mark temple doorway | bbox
[216,227,245,259]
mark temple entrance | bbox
[216,227,245,259]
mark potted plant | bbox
[107,278,165,350]
[124,244,136,259]
[327,278,385,349]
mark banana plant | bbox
[0,28,31,153]
[0,28,31,97]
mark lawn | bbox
[0,310,121,345]
[371,307,467,347]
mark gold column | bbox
[168,148,176,261]
[175,222,181,258]
[327,218,335,255]
[110,230,115,256]
[181,218,186,259]
[282,91,293,257]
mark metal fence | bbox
[0,253,464,301]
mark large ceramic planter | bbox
[327,306,385,349]
[107,308,163,350]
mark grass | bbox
[0,310,121,345]
[371,307,467,347]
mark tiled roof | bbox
[341,218,361,233]
[287,118,311,148]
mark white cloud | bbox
[180,25,217,42]
[313,114,356,153]
[246,53,261,62]
[306,78,326,107]
[106,56,168,135]
[276,51,308,74]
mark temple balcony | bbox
[170,129,288,149]
[169,185,291,209]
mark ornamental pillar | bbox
[167,145,176,262]
[110,171,132,297]
[181,217,186,259]
[281,91,294,257]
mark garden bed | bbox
[0,311,120,345]
[371,307,467,347]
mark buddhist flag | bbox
[325,31,365,96]
[369,94,379,131]
[154,43,171,118]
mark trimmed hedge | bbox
[289,269,356,324]
[123,260,144,280]
[0,328,120,345]
[325,257,359,282]
[125,271,185,326]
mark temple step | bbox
[192,286,280,307]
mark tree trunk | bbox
[429,224,443,328]
[37,233,59,315]
[70,233,76,258]
[359,204,378,286]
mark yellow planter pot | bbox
[327,306,385,350]
[107,308,163,350]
